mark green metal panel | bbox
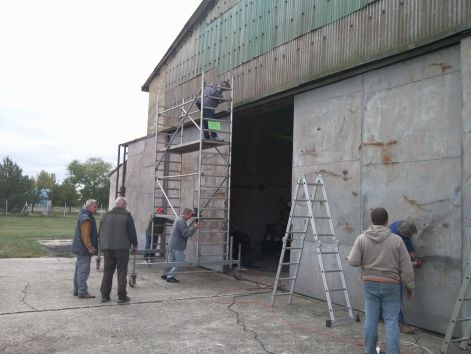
[197,0,370,74]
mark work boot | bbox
[78,292,95,299]
[161,275,167,280]
[101,296,111,303]
[400,323,415,334]
[117,296,131,304]
[166,277,179,283]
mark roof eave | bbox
[141,0,214,92]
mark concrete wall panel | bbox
[363,46,460,95]
[293,44,464,333]
[123,137,156,246]
[363,71,462,165]
[293,76,362,166]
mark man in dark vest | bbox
[98,197,138,303]
[72,199,99,299]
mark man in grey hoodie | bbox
[162,208,199,283]
[348,208,414,354]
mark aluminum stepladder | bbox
[271,174,355,327]
[441,260,471,353]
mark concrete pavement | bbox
[0,258,451,353]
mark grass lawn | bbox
[0,215,80,258]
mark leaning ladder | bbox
[271,174,354,327]
[441,260,471,353]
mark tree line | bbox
[0,157,113,214]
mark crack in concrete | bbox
[0,324,63,353]
[227,295,275,354]
[0,289,271,317]
[21,282,37,311]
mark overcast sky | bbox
[0,0,202,181]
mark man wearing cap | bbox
[390,220,418,334]
[196,80,230,141]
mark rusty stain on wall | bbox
[403,195,460,209]
[316,169,351,181]
[428,62,453,73]
[362,140,398,147]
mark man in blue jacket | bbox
[390,220,418,334]
[162,208,199,283]
[72,199,98,299]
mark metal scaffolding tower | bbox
[128,72,240,285]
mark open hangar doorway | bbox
[230,98,293,272]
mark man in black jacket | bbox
[98,197,138,303]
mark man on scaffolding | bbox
[196,80,230,141]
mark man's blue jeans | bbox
[363,281,401,354]
[163,248,185,279]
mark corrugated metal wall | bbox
[148,0,471,132]
[197,0,371,74]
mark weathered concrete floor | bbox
[0,258,458,354]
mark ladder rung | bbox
[323,269,342,273]
[451,336,471,343]
[291,215,310,218]
[285,247,303,250]
[316,234,334,237]
[281,262,300,266]
[319,251,339,255]
[289,231,306,234]
[457,317,471,322]
[326,288,347,292]
[464,298,471,301]
[306,183,323,186]
[274,292,293,296]
[314,216,331,219]
[279,277,296,281]
[331,306,351,311]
